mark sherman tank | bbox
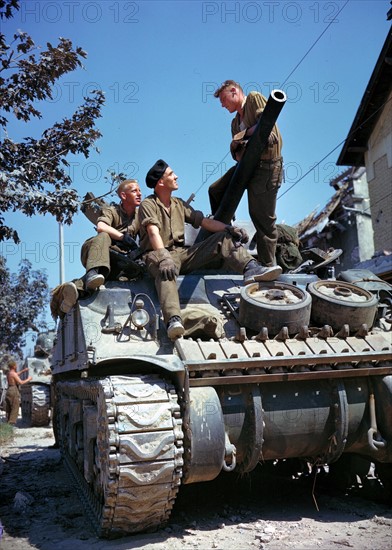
[20,330,55,427]
[51,91,392,537]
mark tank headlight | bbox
[131,299,150,329]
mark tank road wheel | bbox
[239,281,312,336]
[20,384,51,427]
[307,280,378,332]
[57,374,184,537]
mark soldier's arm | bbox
[97,221,127,241]
[146,224,166,251]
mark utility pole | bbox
[59,222,65,284]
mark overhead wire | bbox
[280,0,350,87]
[79,1,353,208]
[307,190,391,229]
[82,0,382,215]
[192,0,351,199]
[192,150,231,198]
[279,93,392,200]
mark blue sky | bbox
[1,0,391,329]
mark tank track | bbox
[20,384,51,427]
[56,374,184,537]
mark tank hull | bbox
[51,275,392,536]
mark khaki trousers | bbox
[145,231,253,324]
[81,233,112,273]
[209,159,283,266]
[6,385,20,424]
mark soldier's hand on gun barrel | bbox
[226,225,249,244]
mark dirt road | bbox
[0,421,391,550]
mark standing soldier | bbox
[5,360,32,425]
[210,80,283,267]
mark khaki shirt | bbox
[231,91,282,160]
[138,194,204,252]
[97,203,139,237]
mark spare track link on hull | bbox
[20,384,51,427]
[57,374,184,537]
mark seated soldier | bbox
[139,159,282,340]
[51,179,142,318]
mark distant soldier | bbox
[5,360,32,425]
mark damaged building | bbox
[296,26,392,282]
[295,167,375,274]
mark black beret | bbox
[145,159,169,189]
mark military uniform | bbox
[139,194,254,324]
[5,385,20,425]
[49,202,141,320]
[80,203,139,275]
[209,91,283,267]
